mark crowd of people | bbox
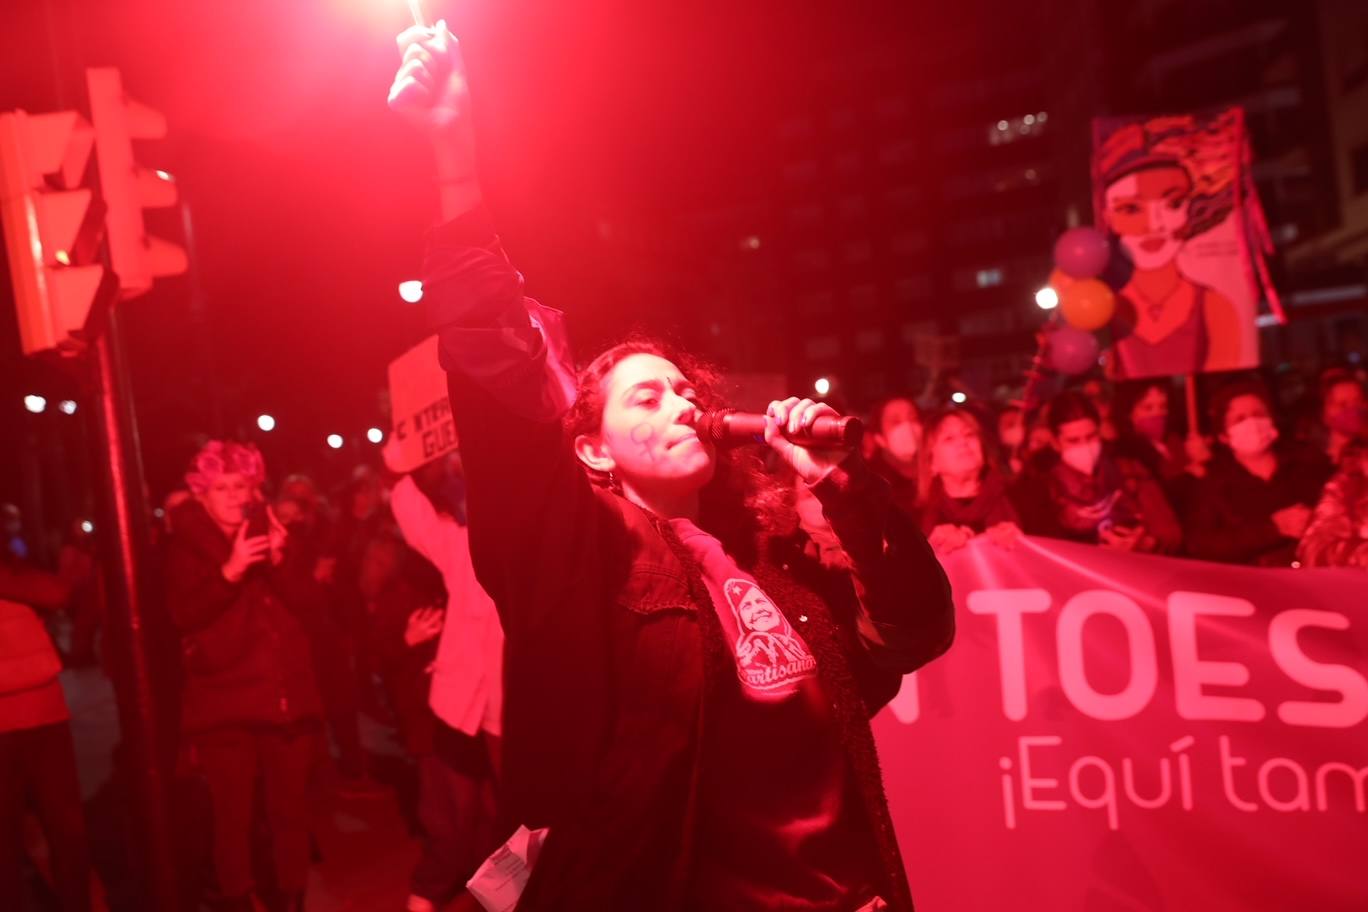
[858,364,1368,570]
[4,433,506,911]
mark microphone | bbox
[696,408,863,449]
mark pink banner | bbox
[875,536,1368,912]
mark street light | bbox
[1035,286,1059,310]
[951,391,968,404]
[58,400,77,415]
[367,427,384,444]
[814,377,831,396]
[257,414,276,432]
[398,280,423,304]
[326,434,344,450]
[24,395,47,414]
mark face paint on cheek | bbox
[628,422,659,462]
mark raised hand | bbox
[222,521,270,582]
[404,604,446,647]
[388,20,468,130]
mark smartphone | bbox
[242,501,269,539]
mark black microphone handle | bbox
[699,409,863,448]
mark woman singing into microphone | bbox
[388,23,953,912]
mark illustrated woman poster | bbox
[1092,108,1277,379]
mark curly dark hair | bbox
[1111,379,1172,437]
[564,335,791,565]
[1047,390,1101,434]
[1208,377,1272,432]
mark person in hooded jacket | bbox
[164,441,321,912]
[1018,391,1181,553]
[1185,379,1332,566]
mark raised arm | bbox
[386,23,617,635]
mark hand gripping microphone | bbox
[696,408,864,449]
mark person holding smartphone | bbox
[388,23,954,911]
[164,441,321,912]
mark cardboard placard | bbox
[387,334,458,473]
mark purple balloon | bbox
[1053,227,1111,280]
[1047,326,1100,376]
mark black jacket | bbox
[424,208,955,912]
[165,500,322,733]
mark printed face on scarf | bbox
[577,353,716,495]
[736,585,781,633]
[198,472,254,531]
[931,413,984,480]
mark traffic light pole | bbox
[88,306,178,912]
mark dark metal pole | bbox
[89,307,178,911]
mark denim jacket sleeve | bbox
[811,454,955,674]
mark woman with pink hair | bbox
[165,441,321,912]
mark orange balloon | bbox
[1059,278,1115,331]
[1048,268,1076,293]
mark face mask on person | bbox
[1061,440,1103,476]
[1227,416,1278,456]
[884,423,919,463]
[1134,415,1167,442]
[1326,406,1366,436]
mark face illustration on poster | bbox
[1096,112,1258,380]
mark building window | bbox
[788,203,824,228]
[987,112,1048,146]
[842,239,873,265]
[877,141,916,167]
[885,185,922,209]
[828,108,856,131]
[804,335,841,360]
[837,194,868,220]
[953,267,1004,291]
[849,284,878,310]
[797,291,834,315]
[779,116,815,141]
[834,150,862,175]
[890,231,928,257]
[875,96,908,122]
[783,159,819,183]
[976,268,1004,288]
[894,276,932,302]
[855,329,885,352]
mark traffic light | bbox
[87,67,187,299]
[0,108,114,355]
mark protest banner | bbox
[877,536,1367,912]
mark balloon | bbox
[1048,268,1075,292]
[1046,327,1100,376]
[1053,227,1111,279]
[1059,278,1116,331]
